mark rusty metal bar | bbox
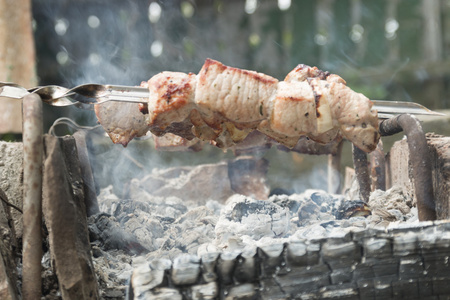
[352,145,371,203]
[327,140,343,194]
[370,141,386,191]
[22,94,43,300]
[379,114,436,221]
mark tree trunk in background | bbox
[0,0,37,134]
[422,0,444,109]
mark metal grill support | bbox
[352,114,436,221]
[352,145,371,203]
[378,114,436,221]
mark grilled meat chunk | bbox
[94,101,148,147]
[195,58,278,129]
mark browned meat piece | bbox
[325,80,379,152]
[267,81,317,138]
[95,58,379,153]
[146,71,196,134]
[94,101,149,147]
[284,64,331,82]
[195,58,278,130]
[153,133,203,152]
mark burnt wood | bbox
[130,222,450,299]
[42,135,99,299]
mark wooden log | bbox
[42,135,99,299]
[73,131,99,217]
[22,94,43,300]
[131,222,450,299]
[426,133,450,219]
[385,139,415,201]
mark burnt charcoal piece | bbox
[271,195,301,213]
[269,187,295,197]
[88,213,148,255]
[130,222,450,299]
[230,201,280,222]
[334,200,371,219]
[215,195,290,243]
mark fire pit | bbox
[0,91,449,300]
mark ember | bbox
[89,177,419,299]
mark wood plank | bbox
[42,135,99,299]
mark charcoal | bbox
[432,278,450,296]
[353,262,375,279]
[297,200,321,223]
[270,194,301,213]
[363,237,392,258]
[88,160,450,299]
[259,278,285,300]
[285,241,308,267]
[89,213,148,255]
[334,199,371,219]
[322,240,361,268]
[417,278,434,297]
[276,264,331,294]
[190,281,218,300]
[215,195,290,248]
[127,220,450,298]
[234,248,257,283]
[225,283,257,299]
[422,255,450,277]
[370,258,399,278]
[131,260,171,297]
[171,254,200,285]
[393,231,419,257]
[139,287,182,300]
[329,268,354,285]
[319,284,359,300]
[258,243,285,276]
[398,258,424,280]
[200,252,219,283]
[217,251,240,285]
[356,279,376,299]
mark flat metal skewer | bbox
[0,82,445,118]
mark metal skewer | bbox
[0,82,445,118]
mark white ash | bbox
[90,183,418,298]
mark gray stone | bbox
[0,142,23,238]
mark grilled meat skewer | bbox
[95,59,379,152]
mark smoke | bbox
[35,1,349,196]
[265,148,331,194]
